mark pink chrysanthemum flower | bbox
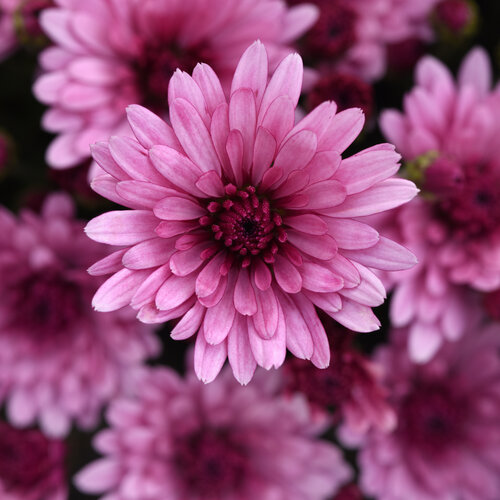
[85,41,417,384]
[358,318,500,500]
[290,0,439,82]
[33,0,318,170]
[283,318,396,436]
[75,364,352,500]
[0,420,67,500]
[0,193,160,437]
[379,47,500,361]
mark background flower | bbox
[33,0,318,171]
[358,317,500,500]
[0,193,160,437]
[75,362,352,500]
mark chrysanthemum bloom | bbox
[33,0,318,170]
[85,41,417,384]
[75,364,352,500]
[0,420,67,500]
[283,317,396,435]
[358,319,500,500]
[379,47,500,362]
[289,0,438,82]
[0,193,160,437]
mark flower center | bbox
[134,42,203,114]
[398,383,466,455]
[0,422,65,494]
[3,270,84,340]
[429,160,500,239]
[175,428,247,498]
[302,1,357,61]
[201,184,286,265]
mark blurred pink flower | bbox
[33,0,318,170]
[0,0,17,59]
[85,41,417,384]
[0,420,67,500]
[358,318,500,500]
[0,193,160,437]
[379,47,500,361]
[283,318,396,435]
[291,0,439,82]
[75,364,352,499]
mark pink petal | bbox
[85,210,158,245]
[93,269,150,312]
[300,261,344,293]
[340,264,386,307]
[229,88,256,173]
[343,237,417,271]
[88,249,127,276]
[155,220,199,238]
[154,197,205,221]
[91,142,128,180]
[253,260,272,291]
[259,52,303,123]
[195,251,226,298]
[228,315,257,385]
[279,292,313,359]
[321,108,365,154]
[287,230,337,260]
[286,101,337,145]
[335,144,401,195]
[156,273,196,310]
[298,179,346,209]
[131,264,172,309]
[192,63,225,115]
[170,98,221,175]
[260,95,296,149]
[252,285,279,339]
[204,277,236,345]
[194,326,227,383]
[149,145,204,196]
[171,301,206,340]
[408,322,442,363]
[458,47,492,95]
[126,105,181,150]
[282,4,320,42]
[210,103,232,180]
[122,238,175,269]
[168,69,210,127]
[226,129,244,186]
[109,136,163,183]
[292,294,330,368]
[274,130,317,177]
[195,171,225,197]
[234,267,257,316]
[169,242,212,277]
[248,305,286,370]
[231,40,268,108]
[325,218,379,250]
[252,126,277,185]
[324,178,418,217]
[116,180,172,209]
[330,299,380,332]
[74,459,121,494]
[305,151,342,184]
[273,255,302,293]
[284,214,328,235]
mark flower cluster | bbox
[1,0,499,498]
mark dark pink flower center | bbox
[398,383,466,455]
[427,159,500,238]
[302,0,357,60]
[135,42,203,114]
[4,270,84,340]
[308,72,373,118]
[0,422,65,494]
[200,184,286,266]
[175,428,247,498]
